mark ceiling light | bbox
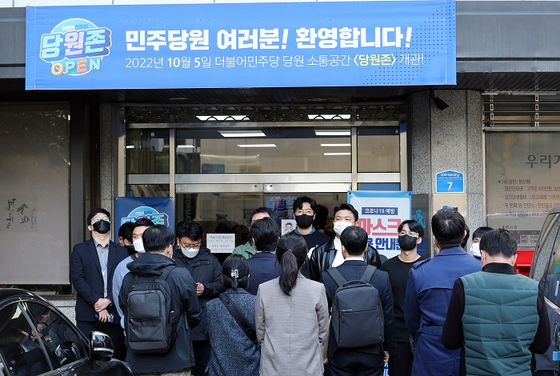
[126,145,134,149]
[177,145,195,149]
[219,130,266,138]
[324,152,351,156]
[315,130,351,136]
[308,114,351,120]
[197,115,248,121]
[320,143,351,147]
[237,144,277,148]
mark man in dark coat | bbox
[311,203,380,282]
[247,217,281,295]
[404,209,481,376]
[173,220,223,376]
[70,208,128,360]
[120,225,201,375]
[322,226,394,376]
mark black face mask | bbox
[398,235,418,251]
[93,220,111,234]
[295,214,314,229]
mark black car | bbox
[0,288,133,376]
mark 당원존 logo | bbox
[39,18,112,77]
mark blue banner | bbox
[26,1,456,90]
[114,197,174,240]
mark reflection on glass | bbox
[126,129,170,174]
[357,128,400,172]
[176,128,351,174]
[126,184,170,197]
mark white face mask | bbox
[133,238,145,253]
[181,247,200,259]
[334,221,353,236]
[470,243,481,257]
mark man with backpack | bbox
[119,225,201,376]
[321,226,394,376]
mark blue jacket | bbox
[247,252,281,295]
[203,289,260,376]
[404,247,480,376]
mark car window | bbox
[25,302,88,369]
[0,302,52,375]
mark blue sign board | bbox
[26,1,456,90]
[114,197,174,240]
[436,170,464,193]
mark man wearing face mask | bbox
[293,196,330,279]
[380,220,426,376]
[117,222,135,255]
[112,217,154,331]
[469,226,493,258]
[309,203,381,282]
[70,208,129,360]
[173,220,224,376]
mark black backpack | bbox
[327,265,384,348]
[125,266,180,353]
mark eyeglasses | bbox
[399,230,419,237]
[295,209,314,216]
[92,216,110,223]
[179,241,201,249]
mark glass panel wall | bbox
[357,127,400,172]
[126,129,170,174]
[176,128,351,174]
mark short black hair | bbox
[333,203,359,222]
[431,209,466,249]
[293,196,318,213]
[250,217,280,253]
[473,226,494,240]
[133,217,155,229]
[249,207,274,223]
[142,225,174,253]
[176,220,203,241]
[398,219,424,239]
[462,225,470,249]
[118,222,135,243]
[479,228,517,258]
[87,208,110,226]
[340,226,368,256]
[222,254,250,290]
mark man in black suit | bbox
[70,208,128,360]
[321,226,394,376]
[247,217,280,295]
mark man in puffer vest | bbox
[442,228,550,376]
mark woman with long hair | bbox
[255,232,329,375]
[203,254,260,376]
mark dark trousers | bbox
[77,320,126,361]
[192,340,211,376]
[389,341,413,376]
[329,349,384,376]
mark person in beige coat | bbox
[256,232,329,376]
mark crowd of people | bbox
[69,197,551,376]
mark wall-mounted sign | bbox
[436,170,464,193]
[26,1,456,90]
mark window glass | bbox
[175,192,345,261]
[126,129,170,174]
[357,128,400,172]
[0,303,51,375]
[25,302,88,368]
[126,184,170,197]
[176,128,351,174]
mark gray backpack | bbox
[327,265,384,348]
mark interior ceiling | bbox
[2,72,560,105]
